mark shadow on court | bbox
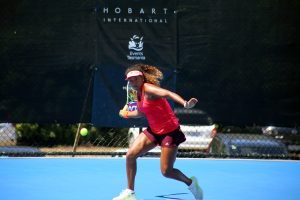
[155,192,189,200]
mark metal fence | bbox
[1,122,299,160]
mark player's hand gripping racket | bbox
[120,82,138,118]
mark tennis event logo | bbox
[128,35,143,51]
[127,34,145,61]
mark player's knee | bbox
[161,166,173,178]
[126,149,138,160]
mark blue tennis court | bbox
[1,158,299,200]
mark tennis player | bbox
[114,64,203,200]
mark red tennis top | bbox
[137,84,179,134]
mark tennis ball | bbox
[80,128,88,136]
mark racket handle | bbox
[122,104,128,111]
[119,105,129,118]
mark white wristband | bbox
[183,101,188,108]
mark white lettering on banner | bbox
[115,7,121,14]
[100,7,173,24]
[103,8,108,13]
[152,8,156,14]
[102,17,168,24]
[130,52,143,55]
[102,7,168,15]
[103,18,168,23]
[127,55,146,60]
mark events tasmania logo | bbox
[127,35,145,60]
[128,35,143,51]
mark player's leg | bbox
[160,147,203,200]
[159,127,191,185]
[113,133,156,200]
[126,132,156,190]
[160,146,191,185]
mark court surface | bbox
[0,157,299,200]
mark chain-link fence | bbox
[1,119,299,159]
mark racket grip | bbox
[119,104,129,118]
[122,104,128,111]
[119,109,128,118]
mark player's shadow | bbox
[155,192,188,200]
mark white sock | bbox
[125,188,134,193]
[188,180,194,189]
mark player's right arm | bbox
[119,108,144,118]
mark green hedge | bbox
[16,124,129,147]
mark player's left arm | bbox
[144,83,198,109]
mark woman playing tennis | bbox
[114,64,203,200]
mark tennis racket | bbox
[122,81,138,112]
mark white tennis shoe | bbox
[188,176,203,200]
[112,189,136,200]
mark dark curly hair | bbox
[125,63,163,86]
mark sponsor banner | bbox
[95,0,177,66]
